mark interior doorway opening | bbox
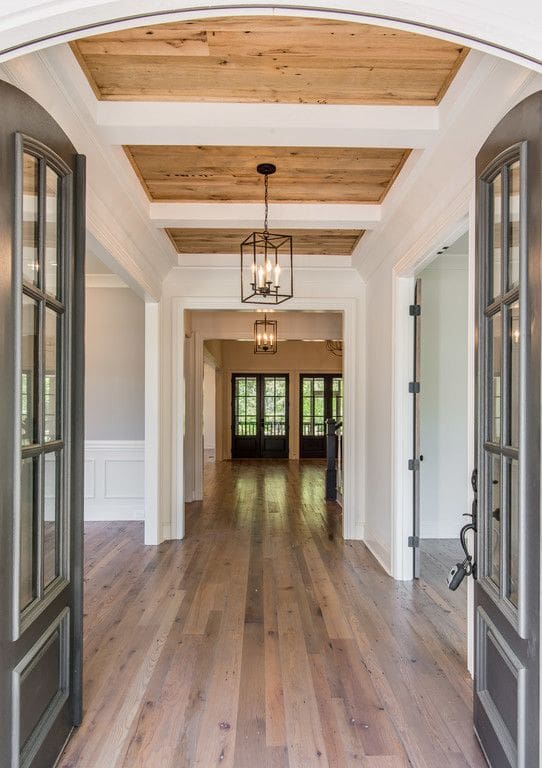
[414,232,470,626]
[203,359,216,464]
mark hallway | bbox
[59,461,485,768]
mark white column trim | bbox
[144,302,161,544]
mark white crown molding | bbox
[0,44,176,299]
[353,53,542,281]
[86,273,128,289]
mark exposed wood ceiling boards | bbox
[71,17,468,105]
[125,146,410,203]
[167,228,363,255]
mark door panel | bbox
[474,91,540,767]
[299,374,343,458]
[0,81,85,768]
[231,374,289,458]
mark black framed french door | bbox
[0,81,85,768]
[231,374,289,458]
[299,374,343,458]
[473,91,541,767]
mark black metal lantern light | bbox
[241,163,294,304]
[254,314,278,354]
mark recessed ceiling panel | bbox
[126,145,410,203]
[71,17,468,105]
[167,228,363,255]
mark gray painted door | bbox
[0,81,85,768]
[474,91,541,767]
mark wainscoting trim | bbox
[84,440,144,520]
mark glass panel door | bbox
[0,78,85,768]
[231,374,289,458]
[474,92,541,767]
[299,374,343,458]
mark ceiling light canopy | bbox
[241,163,293,305]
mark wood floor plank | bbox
[58,460,485,768]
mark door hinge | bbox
[408,536,420,548]
[409,304,421,316]
[408,459,420,471]
[408,381,420,394]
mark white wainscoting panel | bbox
[84,441,144,520]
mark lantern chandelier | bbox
[240,163,294,304]
[254,313,278,355]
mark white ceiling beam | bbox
[149,202,381,230]
[97,102,439,149]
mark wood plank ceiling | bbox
[72,16,469,256]
[71,16,468,105]
[167,228,363,255]
[125,145,410,203]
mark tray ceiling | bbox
[125,145,410,203]
[167,228,363,255]
[71,16,468,105]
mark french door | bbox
[474,91,540,766]
[300,374,343,458]
[0,81,85,768]
[231,374,289,458]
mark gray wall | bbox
[85,287,144,440]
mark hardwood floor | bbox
[59,460,485,768]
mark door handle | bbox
[447,468,478,591]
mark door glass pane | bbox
[509,301,520,448]
[45,308,61,442]
[20,457,37,611]
[235,376,257,436]
[489,172,502,301]
[45,166,61,300]
[507,459,519,606]
[508,160,520,290]
[44,451,61,587]
[488,453,501,587]
[22,295,39,446]
[332,377,343,420]
[22,153,39,286]
[263,377,286,436]
[488,312,502,444]
[302,377,313,435]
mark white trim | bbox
[97,101,438,148]
[1,2,541,72]
[144,302,161,544]
[150,202,381,231]
[86,273,127,289]
[170,294,362,542]
[365,538,392,573]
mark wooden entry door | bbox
[473,91,541,766]
[300,374,343,458]
[0,81,85,768]
[231,374,289,458]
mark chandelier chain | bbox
[264,172,269,233]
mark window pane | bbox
[44,308,61,442]
[22,295,39,446]
[488,312,502,444]
[489,172,502,301]
[20,457,37,611]
[488,454,501,587]
[45,166,61,300]
[509,301,520,448]
[44,451,61,587]
[507,460,519,607]
[22,153,39,286]
[246,378,257,397]
[508,160,520,291]
[265,378,275,396]
[237,378,245,397]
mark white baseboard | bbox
[364,537,392,575]
[84,440,145,521]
